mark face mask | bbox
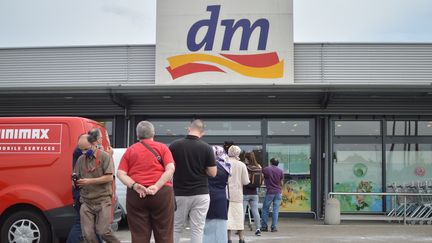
[85,149,94,158]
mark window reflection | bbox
[268,120,309,136]
[205,121,261,136]
[152,121,189,136]
[335,121,381,136]
[386,143,432,186]
[387,121,432,136]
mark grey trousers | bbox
[173,194,210,243]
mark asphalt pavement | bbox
[114,217,432,243]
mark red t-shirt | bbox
[118,139,175,187]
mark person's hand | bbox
[106,146,114,157]
[146,185,160,195]
[76,178,92,187]
[134,184,147,198]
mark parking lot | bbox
[114,218,432,243]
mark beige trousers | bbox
[80,198,120,243]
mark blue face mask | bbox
[85,149,94,158]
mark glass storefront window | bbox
[94,119,114,145]
[205,120,261,136]
[333,143,383,212]
[335,121,381,136]
[267,144,311,212]
[237,145,263,165]
[152,121,190,136]
[387,121,432,136]
[386,143,432,187]
[268,120,309,136]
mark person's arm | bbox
[146,163,175,195]
[117,169,147,198]
[76,174,113,187]
[205,145,217,177]
[206,166,217,177]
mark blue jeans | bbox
[66,207,103,243]
[243,194,261,230]
[261,193,282,229]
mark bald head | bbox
[188,119,205,137]
[78,134,91,151]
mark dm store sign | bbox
[156,0,293,85]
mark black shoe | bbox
[228,240,232,243]
[255,229,262,236]
[271,227,278,232]
[260,226,268,232]
[239,240,246,243]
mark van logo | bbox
[0,129,50,139]
[0,124,62,154]
[166,5,284,79]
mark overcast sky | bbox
[1,0,432,48]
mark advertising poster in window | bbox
[267,144,311,212]
[333,146,383,212]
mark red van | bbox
[0,117,113,242]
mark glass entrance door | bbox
[266,119,315,213]
[266,143,312,212]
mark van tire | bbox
[0,210,52,243]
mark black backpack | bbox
[246,165,264,189]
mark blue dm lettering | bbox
[186,5,270,52]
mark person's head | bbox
[213,145,228,163]
[188,119,205,137]
[136,121,155,140]
[245,152,260,167]
[87,128,102,146]
[270,158,279,166]
[227,145,241,160]
[223,141,235,153]
[78,134,91,151]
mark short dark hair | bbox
[87,128,101,144]
[189,119,205,133]
[270,158,279,166]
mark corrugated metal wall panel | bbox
[2,44,432,87]
[320,44,432,84]
[0,46,154,87]
[294,44,323,83]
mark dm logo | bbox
[166,5,284,79]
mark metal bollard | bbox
[324,197,341,225]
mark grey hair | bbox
[136,121,155,139]
[189,119,205,133]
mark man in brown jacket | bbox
[73,129,120,243]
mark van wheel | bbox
[0,210,52,243]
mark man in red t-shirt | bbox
[117,121,175,243]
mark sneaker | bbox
[271,227,278,232]
[255,229,261,236]
[260,226,268,232]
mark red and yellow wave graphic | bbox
[166,52,284,79]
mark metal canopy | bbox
[1,85,432,116]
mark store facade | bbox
[2,43,432,218]
[2,1,432,218]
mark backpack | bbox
[246,165,264,189]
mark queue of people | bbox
[68,119,284,243]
